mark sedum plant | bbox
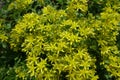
[10,5,98,79]
[0,0,120,80]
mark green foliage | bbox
[0,0,120,80]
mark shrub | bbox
[0,0,120,80]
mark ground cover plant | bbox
[0,0,120,80]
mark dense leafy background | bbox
[0,0,120,80]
